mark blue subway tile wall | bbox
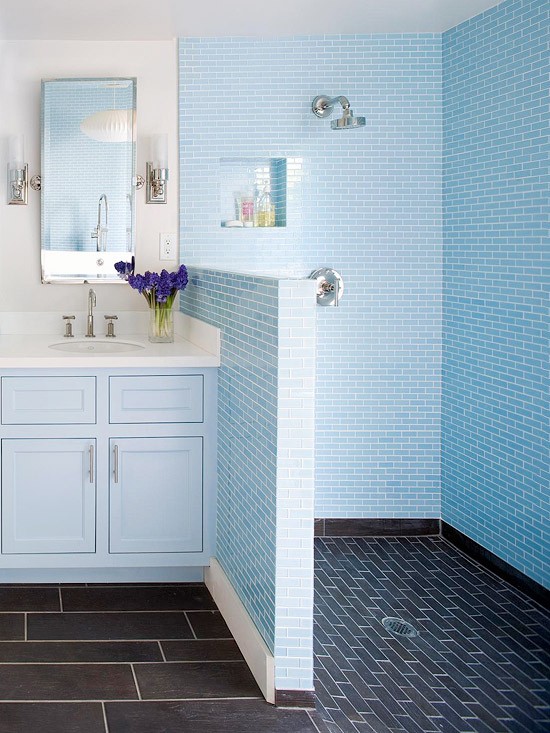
[181,269,279,650]
[442,0,549,587]
[179,36,442,519]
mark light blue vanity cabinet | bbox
[0,367,217,583]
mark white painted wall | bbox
[0,40,178,315]
[0,1,505,38]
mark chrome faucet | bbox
[86,288,96,337]
[91,194,108,251]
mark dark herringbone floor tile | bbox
[314,537,550,733]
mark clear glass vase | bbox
[148,302,174,343]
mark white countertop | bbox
[0,313,221,369]
[0,334,219,369]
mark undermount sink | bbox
[49,339,145,354]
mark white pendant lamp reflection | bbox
[80,109,133,143]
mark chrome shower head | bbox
[312,95,365,129]
[331,108,366,130]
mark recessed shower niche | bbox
[220,158,289,229]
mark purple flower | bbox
[116,261,188,305]
[172,264,188,291]
[127,273,146,293]
[114,257,135,280]
[156,270,173,303]
[143,271,160,291]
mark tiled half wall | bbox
[180,269,316,692]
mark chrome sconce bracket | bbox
[309,267,344,306]
[7,165,41,205]
[145,161,169,204]
[7,164,27,205]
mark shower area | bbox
[179,0,548,727]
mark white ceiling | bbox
[0,0,504,40]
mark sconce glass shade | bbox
[8,135,25,169]
[80,109,134,143]
[151,133,168,169]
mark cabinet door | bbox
[1,438,96,554]
[109,437,203,554]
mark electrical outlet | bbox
[159,232,176,261]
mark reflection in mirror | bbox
[41,78,136,283]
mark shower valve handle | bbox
[309,268,344,307]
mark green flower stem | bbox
[146,292,176,342]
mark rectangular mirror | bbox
[40,78,136,283]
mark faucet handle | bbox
[104,314,118,338]
[62,315,75,338]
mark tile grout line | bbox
[0,660,247,666]
[0,584,205,589]
[24,613,27,642]
[158,640,168,662]
[0,637,233,643]
[0,696,263,703]
[2,609,220,615]
[101,701,109,733]
[185,612,198,640]
[58,587,63,613]
[130,663,142,700]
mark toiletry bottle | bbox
[234,192,243,222]
[256,186,275,227]
[241,190,255,227]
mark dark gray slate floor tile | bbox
[0,614,24,640]
[61,585,216,612]
[307,711,334,733]
[0,702,105,733]
[27,611,193,640]
[0,663,138,700]
[0,587,60,612]
[161,639,243,661]
[134,660,261,699]
[185,610,232,638]
[323,707,365,733]
[106,699,320,732]
[0,640,162,663]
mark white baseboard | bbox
[205,558,275,704]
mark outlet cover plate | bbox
[159,232,176,261]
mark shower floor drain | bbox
[381,617,419,638]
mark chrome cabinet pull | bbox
[113,444,119,483]
[89,444,94,483]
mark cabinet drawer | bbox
[2,377,96,425]
[109,375,203,424]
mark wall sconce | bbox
[7,135,41,205]
[145,133,169,204]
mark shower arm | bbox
[327,96,350,110]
